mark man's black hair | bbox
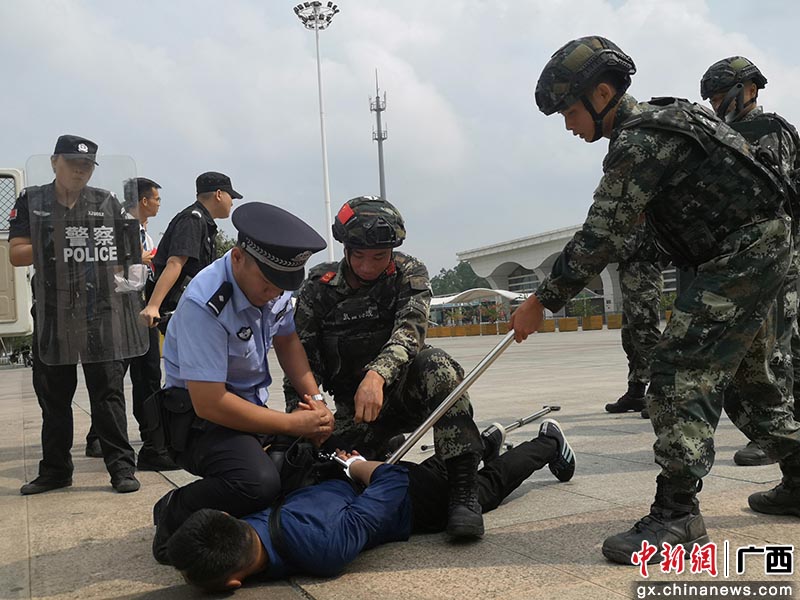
[593,70,630,96]
[167,509,261,591]
[123,177,161,209]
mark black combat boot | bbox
[445,453,484,539]
[606,382,646,414]
[733,441,776,467]
[748,476,800,517]
[602,475,709,565]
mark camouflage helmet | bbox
[332,196,406,249]
[700,56,767,100]
[535,36,636,116]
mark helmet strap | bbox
[580,90,623,143]
[716,83,756,123]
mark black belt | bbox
[268,500,290,562]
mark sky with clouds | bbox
[2,0,799,275]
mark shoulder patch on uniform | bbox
[206,281,233,316]
[191,210,203,219]
[274,298,291,321]
[320,271,336,283]
[8,207,17,221]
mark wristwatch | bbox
[311,393,326,404]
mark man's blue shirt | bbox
[244,464,413,579]
[163,251,295,406]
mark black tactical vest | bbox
[620,97,786,266]
[729,112,799,213]
[312,266,403,395]
[26,184,139,309]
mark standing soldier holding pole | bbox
[512,37,800,563]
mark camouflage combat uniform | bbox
[617,227,663,387]
[534,94,800,485]
[285,252,483,461]
[722,106,800,425]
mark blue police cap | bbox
[232,202,326,290]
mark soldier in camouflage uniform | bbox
[511,36,800,564]
[700,56,800,467]
[284,196,485,539]
[606,227,663,414]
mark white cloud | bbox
[1,0,798,272]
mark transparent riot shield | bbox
[24,154,149,365]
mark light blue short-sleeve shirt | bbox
[163,251,296,406]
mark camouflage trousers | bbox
[619,260,663,385]
[330,346,482,461]
[727,243,800,422]
[648,217,800,483]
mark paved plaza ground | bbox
[1,328,797,599]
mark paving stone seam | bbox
[477,535,633,598]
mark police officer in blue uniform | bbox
[151,202,332,564]
[9,134,143,495]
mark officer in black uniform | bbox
[9,134,143,494]
[140,171,242,328]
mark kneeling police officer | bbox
[151,202,332,564]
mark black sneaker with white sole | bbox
[538,418,575,482]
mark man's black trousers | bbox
[407,436,557,532]
[32,352,135,479]
[87,326,164,451]
[162,425,282,531]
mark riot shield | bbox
[24,154,149,365]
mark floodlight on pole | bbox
[293,1,340,261]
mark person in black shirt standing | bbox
[8,134,144,495]
[86,177,179,470]
[140,171,242,328]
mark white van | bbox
[0,168,33,338]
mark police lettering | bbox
[63,245,118,262]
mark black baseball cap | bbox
[196,171,243,199]
[53,134,99,165]
[232,202,326,290]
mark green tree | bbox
[431,262,489,295]
[215,231,237,257]
[566,290,603,318]
[660,291,677,313]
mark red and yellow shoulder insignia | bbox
[385,261,396,276]
[320,271,337,283]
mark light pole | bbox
[294,1,339,262]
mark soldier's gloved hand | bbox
[354,370,385,423]
[140,304,161,328]
[510,295,544,343]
